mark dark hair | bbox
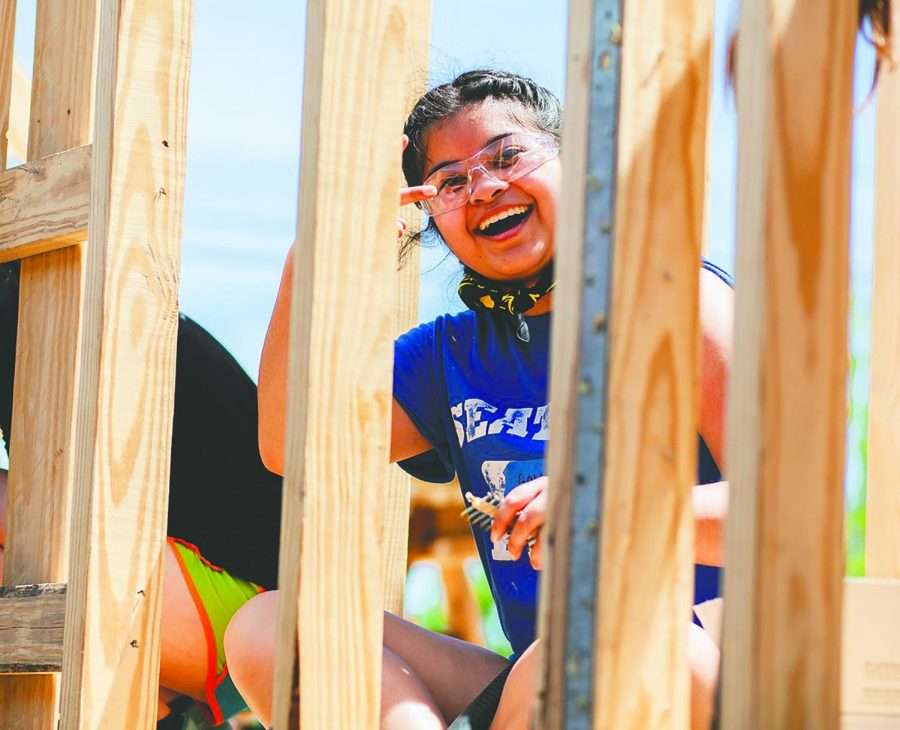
[861,0,892,79]
[727,1,893,89]
[399,70,562,263]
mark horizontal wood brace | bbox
[0,583,67,674]
[0,145,92,263]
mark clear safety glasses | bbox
[420,132,559,217]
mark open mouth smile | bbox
[475,205,534,239]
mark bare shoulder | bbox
[699,265,734,469]
[699,265,734,354]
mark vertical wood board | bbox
[58,0,193,727]
[7,59,29,161]
[866,0,900,579]
[271,1,413,727]
[382,0,432,615]
[596,1,712,727]
[535,0,595,724]
[538,0,712,727]
[0,1,98,724]
[0,0,15,169]
[721,1,855,727]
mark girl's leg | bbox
[224,590,509,727]
[490,625,721,730]
[159,541,209,704]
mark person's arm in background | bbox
[258,161,436,475]
[258,243,435,476]
[693,265,734,567]
[257,244,294,475]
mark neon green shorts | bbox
[169,537,263,726]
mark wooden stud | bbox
[866,0,900,580]
[596,1,713,726]
[7,59,29,162]
[720,1,856,727]
[538,0,714,726]
[382,0,432,616]
[0,0,14,170]
[0,0,98,724]
[0,145,92,262]
[0,584,66,674]
[271,0,415,726]
[55,0,193,726]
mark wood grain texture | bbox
[271,1,412,727]
[7,59,29,162]
[27,0,97,162]
[0,0,14,170]
[0,1,98,724]
[538,1,712,727]
[0,584,66,673]
[721,1,855,727]
[57,0,193,727]
[866,0,900,580]
[596,2,712,727]
[534,0,592,724]
[0,145,92,262]
[382,0,432,617]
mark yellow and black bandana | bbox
[457,264,555,342]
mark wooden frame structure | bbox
[2,0,898,728]
[0,0,192,727]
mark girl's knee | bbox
[381,648,446,730]
[688,623,720,730]
[224,590,280,725]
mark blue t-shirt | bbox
[394,260,730,657]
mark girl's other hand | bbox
[491,476,548,570]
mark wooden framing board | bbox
[7,59,29,162]
[0,145,92,262]
[596,0,712,726]
[0,584,66,673]
[537,0,713,726]
[866,0,900,580]
[720,1,856,727]
[56,0,193,726]
[382,0,432,615]
[270,1,414,726]
[0,1,98,724]
[0,0,14,170]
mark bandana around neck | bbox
[457,263,555,343]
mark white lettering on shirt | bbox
[450,399,549,444]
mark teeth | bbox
[478,206,528,232]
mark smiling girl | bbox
[224,70,731,730]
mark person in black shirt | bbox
[0,261,281,728]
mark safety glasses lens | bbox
[421,133,558,217]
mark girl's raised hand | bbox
[491,476,548,570]
[397,134,436,237]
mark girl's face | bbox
[423,99,561,283]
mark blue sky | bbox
[11,0,872,376]
[7,0,879,509]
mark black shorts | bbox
[448,663,514,730]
